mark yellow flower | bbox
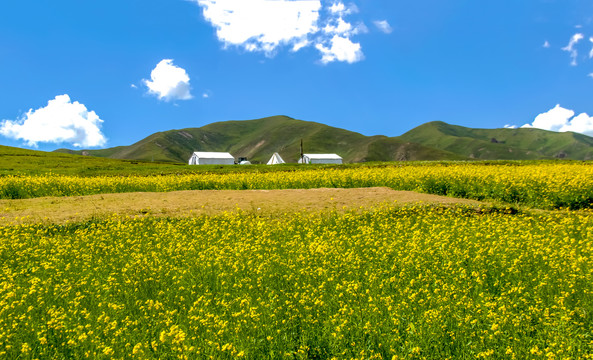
[132,343,143,355]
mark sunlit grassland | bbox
[1,207,592,359]
[2,162,593,209]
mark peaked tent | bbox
[267,152,285,165]
[188,152,235,165]
[298,153,343,164]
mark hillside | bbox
[399,121,593,160]
[56,116,464,163]
[0,144,190,176]
[54,116,593,163]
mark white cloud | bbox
[562,33,584,66]
[563,112,593,135]
[194,0,366,64]
[329,2,346,14]
[144,59,192,101]
[196,0,321,55]
[589,37,593,58]
[291,38,311,52]
[329,2,358,15]
[504,124,517,129]
[543,40,550,48]
[316,34,364,64]
[374,20,393,34]
[520,104,593,136]
[0,94,106,148]
[324,17,353,35]
[522,104,574,132]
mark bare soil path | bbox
[0,187,482,225]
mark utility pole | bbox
[300,139,304,164]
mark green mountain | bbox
[399,121,593,160]
[54,116,593,163]
[56,116,464,163]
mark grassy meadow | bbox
[1,154,592,359]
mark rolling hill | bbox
[399,121,593,160]
[56,116,465,163]
[53,116,593,163]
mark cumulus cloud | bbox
[144,59,192,101]
[196,0,321,55]
[543,40,550,48]
[0,94,106,148]
[520,104,593,136]
[316,35,364,64]
[374,20,393,34]
[323,17,353,35]
[562,33,584,66]
[291,38,311,52]
[329,2,346,14]
[193,0,366,64]
[329,2,358,15]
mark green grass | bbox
[0,145,190,176]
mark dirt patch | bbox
[0,187,482,225]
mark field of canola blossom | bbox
[1,162,593,209]
[1,162,592,359]
[1,206,592,359]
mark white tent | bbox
[298,154,343,164]
[188,152,235,165]
[267,152,285,165]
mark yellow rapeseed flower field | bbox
[1,205,592,359]
[1,162,593,209]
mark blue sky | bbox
[2,0,593,151]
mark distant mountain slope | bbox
[56,116,464,163]
[55,116,593,163]
[398,121,593,160]
[0,144,178,176]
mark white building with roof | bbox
[298,153,343,164]
[188,152,235,165]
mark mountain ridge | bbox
[399,121,593,160]
[54,116,593,163]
